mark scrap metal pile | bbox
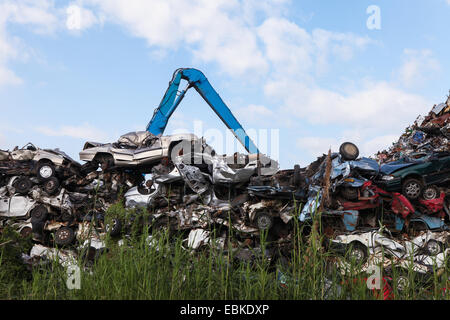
[1,100,450,288]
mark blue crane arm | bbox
[146,68,260,154]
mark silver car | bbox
[79,131,201,171]
[0,193,37,219]
[0,142,81,181]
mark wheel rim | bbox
[57,229,70,241]
[20,227,32,238]
[39,166,53,179]
[349,248,364,262]
[17,180,29,190]
[46,180,56,190]
[106,220,117,232]
[405,182,421,198]
[423,187,437,200]
[257,215,272,229]
[396,277,409,291]
[344,144,357,156]
[427,241,440,255]
[33,208,44,219]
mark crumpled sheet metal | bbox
[29,244,78,268]
[117,131,156,148]
[210,156,256,184]
[299,185,322,222]
[186,229,210,250]
[30,187,74,215]
[175,163,210,195]
[332,230,450,260]
[335,248,450,277]
[174,151,278,185]
[377,98,450,162]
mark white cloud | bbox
[297,133,398,160]
[361,134,397,155]
[283,79,431,162]
[296,137,339,158]
[0,65,22,86]
[1,0,58,34]
[0,0,58,86]
[36,123,110,141]
[235,104,274,124]
[257,18,372,76]
[265,80,429,130]
[396,49,440,88]
[66,3,101,31]
[84,0,268,75]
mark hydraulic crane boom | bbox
[146,68,260,154]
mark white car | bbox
[0,193,37,219]
[0,142,81,181]
[79,131,201,171]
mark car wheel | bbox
[256,212,273,230]
[340,187,359,201]
[36,162,55,181]
[13,176,32,195]
[339,142,359,161]
[30,205,48,222]
[395,275,410,292]
[425,240,442,256]
[402,178,423,200]
[422,185,439,200]
[347,242,367,264]
[105,218,122,236]
[43,177,59,195]
[54,227,75,246]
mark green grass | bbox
[0,202,449,300]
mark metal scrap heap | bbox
[1,98,449,293]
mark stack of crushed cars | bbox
[1,100,450,288]
[0,141,143,257]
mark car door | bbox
[5,195,34,218]
[133,138,163,165]
[110,146,135,165]
[424,154,450,185]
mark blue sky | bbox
[1,0,450,168]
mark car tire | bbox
[105,218,122,236]
[339,142,359,161]
[19,226,32,238]
[402,178,423,200]
[340,187,359,201]
[422,185,439,200]
[30,204,48,222]
[425,240,442,256]
[54,227,75,246]
[36,162,55,181]
[13,176,32,195]
[256,212,273,230]
[43,177,59,195]
[347,241,367,264]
